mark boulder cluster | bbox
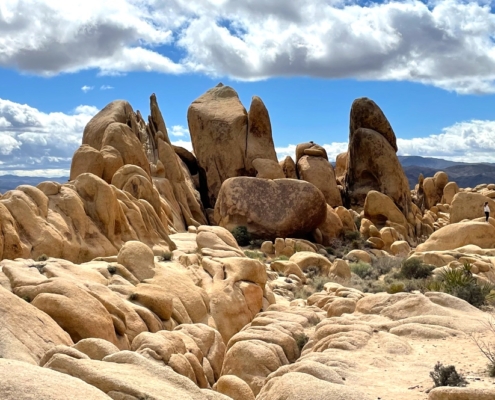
[2,84,495,399]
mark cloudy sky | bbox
[1,0,495,176]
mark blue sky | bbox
[1,0,495,176]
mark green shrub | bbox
[350,261,373,279]
[400,258,434,279]
[430,362,467,387]
[294,333,309,351]
[36,254,48,262]
[344,230,360,241]
[312,276,331,292]
[159,251,173,261]
[275,255,289,261]
[294,286,314,300]
[387,281,406,294]
[231,226,251,246]
[244,250,265,260]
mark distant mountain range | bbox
[0,175,68,194]
[1,155,495,193]
[399,156,495,189]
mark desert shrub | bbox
[244,250,265,260]
[37,254,48,262]
[400,258,434,279]
[249,239,265,249]
[431,266,495,308]
[312,276,332,292]
[231,226,251,246]
[294,286,314,300]
[344,231,360,242]
[387,281,406,294]
[351,240,361,249]
[373,256,404,278]
[350,261,373,279]
[294,333,309,351]
[355,217,362,230]
[107,265,117,275]
[471,315,495,377]
[159,251,173,261]
[275,255,289,261]
[430,362,467,387]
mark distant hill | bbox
[400,156,495,189]
[0,175,69,194]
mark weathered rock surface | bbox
[0,358,111,400]
[450,192,495,223]
[215,177,327,240]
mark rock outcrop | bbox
[214,177,327,240]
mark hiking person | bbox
[484,202,490,222]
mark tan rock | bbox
[317,205,344,245]
[335,206,357,232]
[329,259,351,280]
[289,252,333,276]
[297,155,342,207]
[100,145,124,183]
[70,145,104,181]
[215,375,256,400]
[246,96,278,174]
[0,358,111,400]
[188,84,248,207]
[215,177,327,240]
[335,152,347,180]
[270,261,305,282]
[428,387,495,400]
[0,286,73,364]
[364,190,408,227]
[326,298,357,317]
[450,192,495,223]
[117,241,155,282]
[252,158,285,179]
[73,338,120,361]
[416,222,495,252]
[390,241,411,256]
[346,250,372,263]
[279,156,298,179]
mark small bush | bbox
[387,281,406,294]
[107,265,117,275]
[231,226,251,246]
[471,315,495,377]
[305,266,319,279]
[312,276,332,292]
[430,362,467,387]
[350,261,373,279]
[244,250,265,260]
[400,258,434,279]
[294,286,314,300]
[37,254,48,262]
[275,255,290,261]
[159,251,173,262]
[373,256,403,277]
[249,239,265,249]
[294,333,309,351]
[344,230,360,241]
[351,240,361,249]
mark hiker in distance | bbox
[484,202,490,222]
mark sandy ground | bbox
[337,330,495,399]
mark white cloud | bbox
[1,1,495,92]
[100,85,114,90]
[171,139,193,152]
[0,98,98,173]
[170,125,189,137]
[81,85,94,93]
[277,120,495,164]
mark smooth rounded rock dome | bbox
[117,241,155,281]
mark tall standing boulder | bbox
[188,84,249,207]
[297,155,342,207]
[246,96,278,174]
[344,98,412,220]
[188,84,277,207]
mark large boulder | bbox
[214,177,327,240]
[364,191,408,231]
[450,192,495,223]
[416,221,495,252]
[344,98,411,218]
[246,96,278,174]
[70,145,104,181]
[0,359,111,400]
[0,286,73,364]
[297,155,342,207]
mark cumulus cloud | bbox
[170,125,189,137]
[277,120,495,164]
[0,99,98,175]
[1,0,495,93]
[81,85,94,93]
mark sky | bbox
[1,0,495,177]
